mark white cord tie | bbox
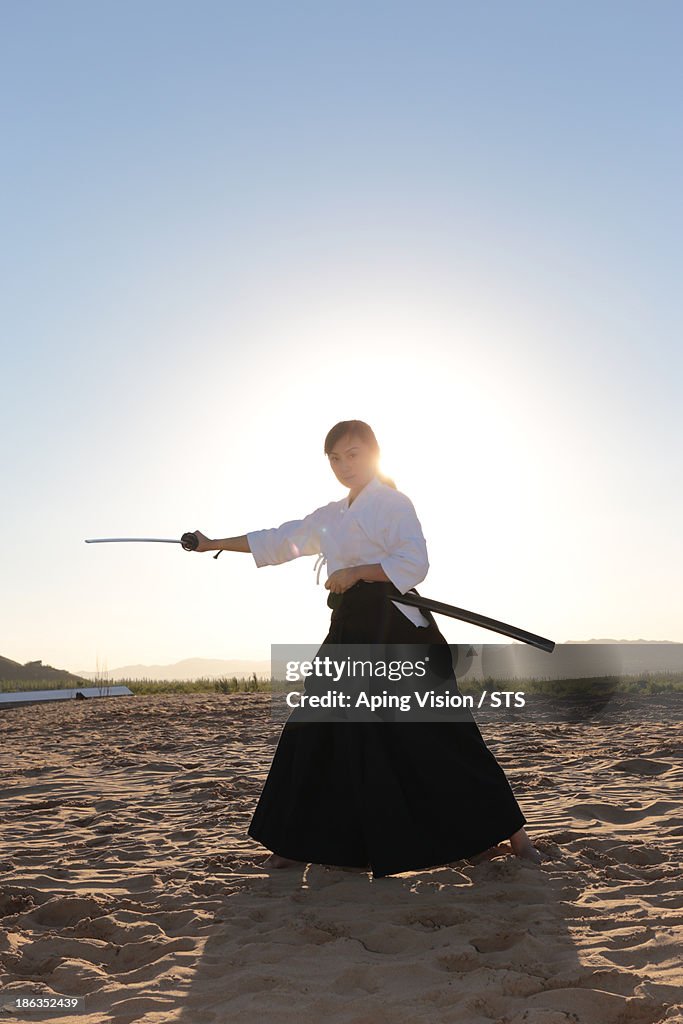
[313,552,327,584]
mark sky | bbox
[1,0,681,675]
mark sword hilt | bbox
[181,532,223,559]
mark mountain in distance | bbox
[0,655,89,684]
[76,657,272,681]
[3,640,681,686]
[565,638,679,644]
[462,640,682,681]
[77,642,682,682]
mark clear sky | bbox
[1,1,681,674]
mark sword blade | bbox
[391,592,555,653]
[84,538,182,544]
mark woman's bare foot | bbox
[509,828,545,864]
[466,844,508,865]
[263,852,304,869]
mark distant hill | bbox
[77,644,683,682]
[75,657,273,681]
[4,640,681,687]
[454,642,683,681]
[566,638,680,644]
[0,655,89,685]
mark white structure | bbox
[0,686,133,709]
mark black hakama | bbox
[247,580,527,878]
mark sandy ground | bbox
[0,691,681,1024]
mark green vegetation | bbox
[1,671,681,697]
[0,673,271,695]
[129,674,271,695]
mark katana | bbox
[85,538,182,544]
[84,538,554,650]
[84,534,223,557]
[390,591,555,653]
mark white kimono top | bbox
[246,473,430,627]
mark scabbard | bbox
[389,591,555,653]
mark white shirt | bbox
[246,474,430,627]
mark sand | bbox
[0,692,681,1024]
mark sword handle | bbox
[180,532,223,559]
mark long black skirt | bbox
[247,580,527,878]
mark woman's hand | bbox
[189,530,215,553]
[324,567,361,594]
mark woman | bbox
[190,420,543,876]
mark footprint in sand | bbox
[570,800,679,824]
[611,757,672,776]
[469,931,525,953]
[436,950,481,973]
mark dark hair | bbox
[323,419,397,489]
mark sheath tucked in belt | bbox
[326,580,436,625]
